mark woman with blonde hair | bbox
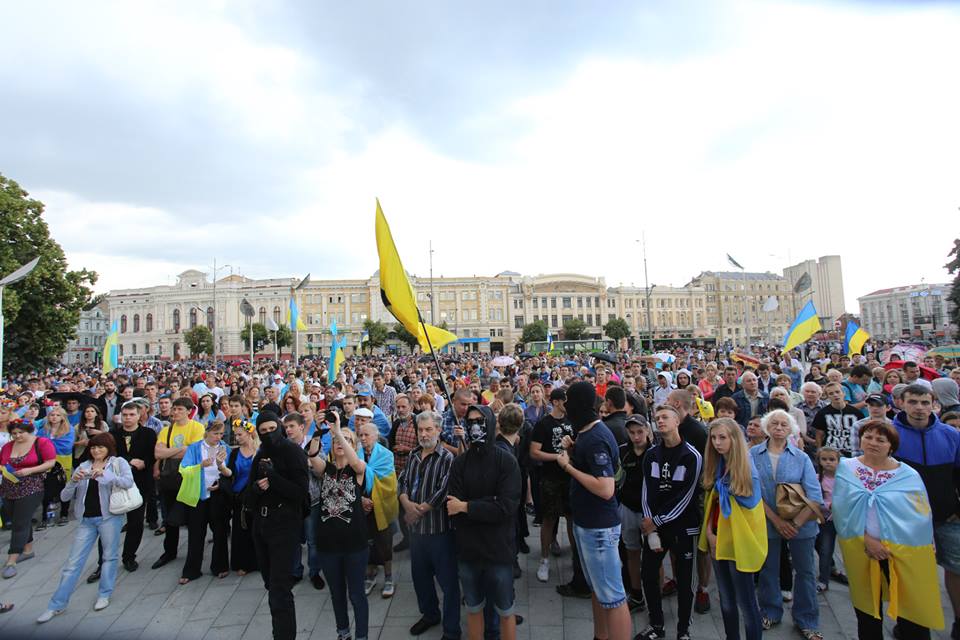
[701,418,766,640]
[37,406,75,528]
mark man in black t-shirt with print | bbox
[813,381,863,457]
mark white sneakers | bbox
[537,558,550,583]
[36,609,63,623]
[94,597,110,611]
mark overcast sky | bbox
[2,0,957,312]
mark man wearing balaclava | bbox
[446,404,521,640]
[245,411,309,640]
[555,381,633,640]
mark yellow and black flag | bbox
[375,199,458,352]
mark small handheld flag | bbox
[782,301,821,354]
[843,320,870,355]
[1,464,20,485]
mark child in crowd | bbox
[814,447,844,592]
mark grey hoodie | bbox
[933,378,960,414]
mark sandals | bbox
[798,629,823,640]
[0,603,13,614]
[761,617,780,631]
[153,527,166,536]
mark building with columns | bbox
[687,271,795,346]
[858,282,955,343]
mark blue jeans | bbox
[759,535,818,629]
[816,520,837,586]
[459,561,515,616]
[319,548,369,640]
[713,559,762,640]
[573,523,626,608]
[49,516,124,611]
[293,503,321,579]
[410,532,461,639]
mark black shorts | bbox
[540,476,570,521]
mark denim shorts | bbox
[458,561,515,616]
[573,523,627,608]
[934,520,960,575]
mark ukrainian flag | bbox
[102,320,119,374]
[699,462,767,573]
[375,199,457,352]
[358,330,369,352]
[328,319,347,382]
[844,320,870,355]
[781,301,821,354]
[833,458,943,629]
[1,463,20,485]
[546,329,554,351]
[287,297,308,331]
[176,441,222,507]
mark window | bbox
[489,290,503,301]
[550,297,557,309]
[144,343,150,354]
[417,292,429,302]
[551,315,558,328]
[145,313,153,332]
[132,314,140,332]
[189,308,197,329]
[83,337,88,346]
[514,316,523,329]
[497,329,503,337]
[273,306,281,324]
[328,295,343,304]
[488,309,503,321]
[351,312,368,324]
[532,298,538,309]
[120,315,128,333]
[439,291,455,301]
[131,343,137,355]
[541,297,547,308]
[119,344,124,357]
[577,297,583,308]
[578,314,584,322]
[207,306,215,329]
[462,291,477,301]
[595,297,600,307]
[350,293,367,303]
[562,314,573,324]
[608,314,615,322]
[490,329,496,337]
[626,299,633,308]
[258,307,266,325]
[172,309,181,332]
[562,297,571,308]
[586,297,592,308]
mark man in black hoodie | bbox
[245,411,310,640]
[447,404,521,640]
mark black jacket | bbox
[448,405,521,565]
[603,411,629,448]
[109,425,157,491]
[244,435,310,516]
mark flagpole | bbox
[417,308,452,410]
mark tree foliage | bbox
[274,325,293,350]
[184,325,214,356]
[521,320,548,344]
[562,318,588,340]
[0,174,97,373]
[393,322,419,351]
[603,317,631,340]
[946,238,960,340]
[363,319,389,348]
[240,323,269,353]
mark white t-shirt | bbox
[200,441,222,488]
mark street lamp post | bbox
[0,257,40,383]
[209,259,232,367]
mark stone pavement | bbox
[0,515,951,639]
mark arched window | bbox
[172,309,181,333]
[189,308,198,329]
[133,314,140,332]
[145,313,153,332]
[119,344,124,357]
[259,307,267,326]
[207,306,215,329]
[120,315,127,333]
[273,306,281,324]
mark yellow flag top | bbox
[375,199,458,352]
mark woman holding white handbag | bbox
[37,433,136,623]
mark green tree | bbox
[184,325,214,356]
[946,238,960,340]
[0,174,97,373]
[240,323,269,353]
[393,322,419,351]
[274,325,293,350]
[521,320,548,344]
[363,319,389,349]
[603,317,631,341]
[562,318,588,340]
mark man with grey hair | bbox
[798,382,827,455]
[732,372,769,430]
[398,410,460,638]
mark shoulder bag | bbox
[108,457,143,515]
[775,482,823,524]
[157,426,183,493]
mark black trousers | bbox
[642,530,695,634]
[854,560,930,640]
[229,494,258,573]
[181,490,230,579]
[96,501,147,567]
[160,487,184,558]
[252,507,301,640]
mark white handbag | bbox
[108,458,143,515]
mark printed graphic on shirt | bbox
[823,414,858,453]
[321,473,356,523]
[551,422,574,452]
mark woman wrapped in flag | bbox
[176,421,231,584]
[36,406,76,528]
[356,413,399,598]
[833,419,944,638]
[700,417,767,640]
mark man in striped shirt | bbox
[398,410,460,639]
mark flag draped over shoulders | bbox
[361,442,398,530]
[698,459,767,573]
[833,458,943,630]
[176,441,222,507]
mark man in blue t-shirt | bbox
[556,382,632,640]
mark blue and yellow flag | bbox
[782,301,821,354]
[328,319,347,382]
[698,461,767,573]
[1,464,20,485]
[375,200,457,352]
[358,330,369,352]
[546,328,554,351]
[833,459,944,629]
[843,320,870,355]
[287,297,308,331]
[176,441,224,507]
[362,443,399,531]
[102,320,119,374]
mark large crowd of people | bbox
[1,340,959,640]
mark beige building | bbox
[687,271,794,346]
[61,303,110,365]
[783,255,845,325]
[858,283,955,342]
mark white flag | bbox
[762,296,779,312]
[265,317,279,331]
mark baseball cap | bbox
[625,414,648,428]
[355,383,372,396]
[354,407,374,418]
[865,393,886,406]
